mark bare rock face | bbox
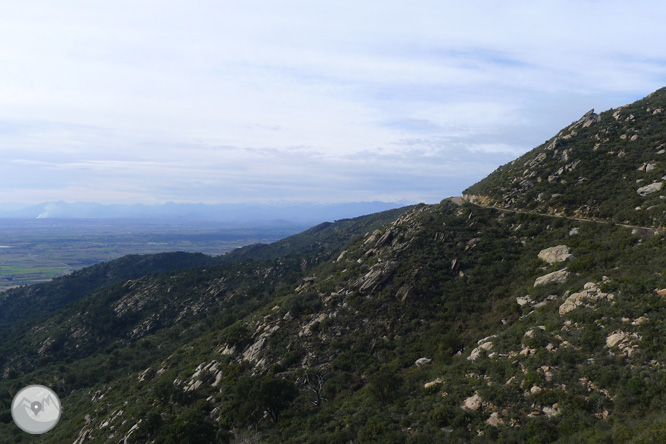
[461,392,483,412]
[559,282,613,315]
[637,182,663,196]
[534,269,569,287]
[73,428,92,444]
[606,331,641,356]
[538,245,573,264]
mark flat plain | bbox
[0,218,305,291]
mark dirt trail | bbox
[467,203,663,234]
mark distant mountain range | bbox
[0,201,410,224]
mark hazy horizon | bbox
[2,2,666,205]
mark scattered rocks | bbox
[299,313,328,337]
[516,295,533,306]
[538,245,573,264]
[534,269,569,287]
[638,161,657,172]
[73,428,92,444]
[524,326,545,339]
[606,331,640,356]
[559,282,614,315]
[569,109,598,130]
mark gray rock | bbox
[637,182,663,196]
[538,245,573,264]
[559,282,613,315]
[461,392,483,412]
[534,269,569,287]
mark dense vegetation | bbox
[465,87,666,227]
[6,90,666,443]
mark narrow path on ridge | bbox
[465,202,664,234]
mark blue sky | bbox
[1,1,666,204]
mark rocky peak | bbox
[464,87,666,227]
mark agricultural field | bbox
[0,219,305,291]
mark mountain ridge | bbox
[5,90,666,442]
[464,87,666,228]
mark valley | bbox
[0,219,307,291]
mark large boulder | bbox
[538,245,573,264]
[534,269,569,287]
[461,392,483,412]
[637,182,663,196]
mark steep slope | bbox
[0,207,410,333]
[7,90,666,443]
[220,206,413,263]
[465,87,666,227]
[17,196,666,444]
[0,252,217,331]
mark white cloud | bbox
[1,1,666,204]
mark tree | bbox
[298,369,327,407]
[368,367,403,405]
[254,377,298,423]
[231,375,298,424]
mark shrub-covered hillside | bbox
[465,87,666,227]
[7,90,666,443]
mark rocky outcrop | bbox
[462,194,496,207]
[423,378,443,389]
[606,331,640,356]
[461,392,483,412]
[538,245,573,264]
[73,428,92,444]
[559,282,614,315]
[569,109,599,130]
[534,269,569,287]
[468,341,494,361]
[487,412,504,427]
[357,260,399,293]
[637,182,663,196]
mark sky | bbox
[2,1,666,205]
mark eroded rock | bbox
[534,269,569,287]
[538,245,573,264]
[637,182,663,196]
[559,282,613,315]
[461,392,483,412]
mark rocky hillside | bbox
[465,87,666,227]
[6,90,666,443]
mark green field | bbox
[0,219,306,291]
